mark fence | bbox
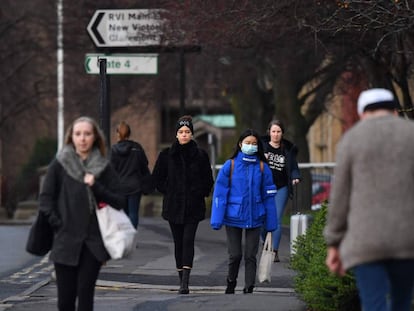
[297,162,335,211]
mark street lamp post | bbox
[57,0,64,151]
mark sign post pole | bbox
[98,58,111,147]
[179,50,186,116]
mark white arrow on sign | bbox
[87,9,164,48]
[84,54,158,75]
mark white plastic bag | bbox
[258,232,274,283]
[96,204,137,260]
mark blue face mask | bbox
[241,143,258,155]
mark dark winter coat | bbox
[262,136,301,198]
[39,154,126,266]
[152,140,214,224]
[110,140,151,195]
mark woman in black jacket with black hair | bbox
[152,115,214,295]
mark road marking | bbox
[0,256,52,285]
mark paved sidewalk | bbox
[0,217,307,311]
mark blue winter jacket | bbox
[210,152,277,231]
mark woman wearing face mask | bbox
[210,128,277,294]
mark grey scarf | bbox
[57,145,109,212]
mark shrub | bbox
[290,204,360,311]
[6,138,57,216]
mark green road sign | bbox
[84,53,158,75]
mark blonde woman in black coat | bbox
[39,116,126,311]
[152,115,214,294]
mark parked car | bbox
[311,174,332,210]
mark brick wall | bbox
[111,101,160,169]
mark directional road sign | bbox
[87,9,164,48]
[84,54,158,75]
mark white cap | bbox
[357,88,396,116]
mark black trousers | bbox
[54,245,102,311]
[169,222,199,269]
[225,226,261,288]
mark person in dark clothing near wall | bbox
[110,121,151,229]
[152,115,214,294]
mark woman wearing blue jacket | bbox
[211,129,277,294]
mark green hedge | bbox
[290,204,361,311]
[6,138,56,216]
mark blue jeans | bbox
[124,192,142,229]
[353,259,414,311]
[262,186,288,250]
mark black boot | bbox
[225,278,237,294]
[273,250,280,262]
[243,285,254,294]
[179,268,190,294]
[178,270,183,284]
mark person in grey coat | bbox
[324,88,414,311]
[40,116,126,311]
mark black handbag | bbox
[26,210,53,256]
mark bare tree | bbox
[0,0,57,131]
[0,0,58,213]
[161,0,414,209]
[298,0,414,116]
[162,0,414,136]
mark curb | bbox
[0,220,32,226]
[95,279,296,294]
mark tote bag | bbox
[258,232,274,283]
[26,210,53,256]
[96,204,137,260]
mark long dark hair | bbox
[267,119,285,150]
[230,128,267,163]
[267,119,285,134]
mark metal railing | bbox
[212,162,335,212]
[298,163,335,211]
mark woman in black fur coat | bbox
[152,115,214,294]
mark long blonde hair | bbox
[64,116,107,156]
